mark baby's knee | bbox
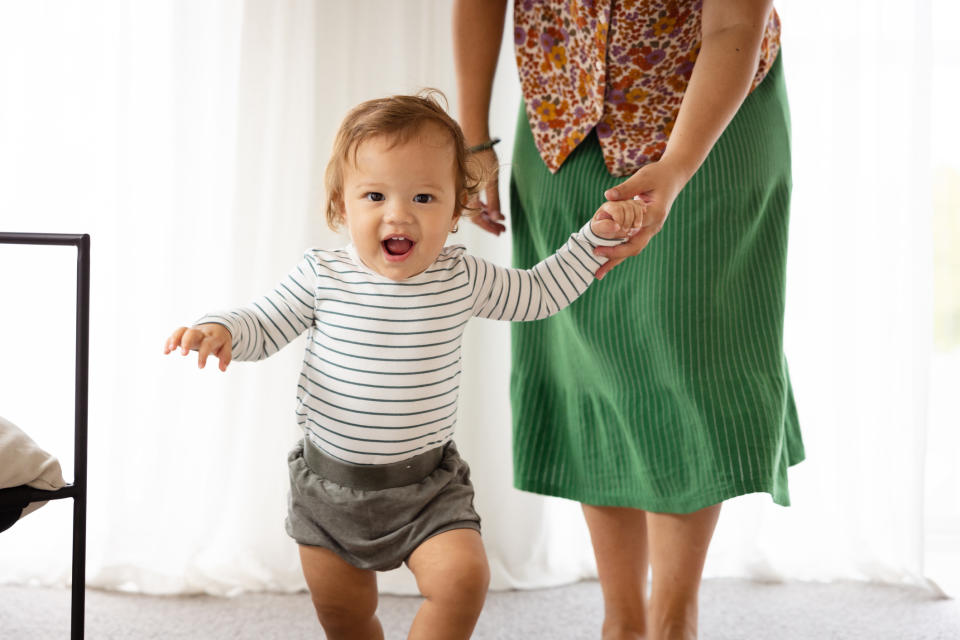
[425,555,490,609]
[456,555,491,602]
[311,594,378,634]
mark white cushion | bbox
[0,415,66,520]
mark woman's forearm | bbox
[660,0,774,183]
[452,0,508,145]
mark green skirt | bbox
[509,54,804,513]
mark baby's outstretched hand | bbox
[590,198,646,240]
[164,324,233,371]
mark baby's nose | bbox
[384,201,414,223]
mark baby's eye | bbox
[365,192,385,202]
[413,194,433,204]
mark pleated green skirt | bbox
[509,53,804,513]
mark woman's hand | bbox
[465,147,506,235]
[164,323,233,371]
[593,158,689,279]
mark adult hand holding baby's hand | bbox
[592,157,688,279]
[590,199,645,241]
[163,324,233,371]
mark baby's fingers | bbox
[595,201,635,233]
[197,337,221,369]
[215,343,232,372]
[608,199,644,234]
[179,327,207,355]
[164,327,188,354]
[594,202,616,224]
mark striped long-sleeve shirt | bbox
[196,221,620,465]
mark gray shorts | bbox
[285,438,481,571]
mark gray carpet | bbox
[1,579,958,639]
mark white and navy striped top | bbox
[197,221,619,465]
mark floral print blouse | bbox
[514,0,781,176]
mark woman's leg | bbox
[645,504,722,640]
[405,528,490,640]
[582,504,650,640]
[298,544,383,640]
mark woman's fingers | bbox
[483,213,507,234]
[604,173,648,201]
[596,229,657,259]
[594,232,642,259]
[595,255,626,281]
[484,181,502,221]
[481,177,505,234]
[465,148,505,235]
[466,187,507,235]
[593,229,657,279]
[468,206,506,235]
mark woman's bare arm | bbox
[658,0,776,182]
[452,0,509,234]
[595,0,776,278]
[452,0,508,146]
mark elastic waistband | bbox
[303,438,445,491]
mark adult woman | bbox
[453,1,804,638]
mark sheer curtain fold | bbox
[0,0,952,597]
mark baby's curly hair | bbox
[324,89,483,231]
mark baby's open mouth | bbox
[382,236,414,257]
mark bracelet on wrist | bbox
[466,137,501,153]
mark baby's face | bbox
[341,124,461,281]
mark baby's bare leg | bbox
[298,544,383,640]
[406,528,489,640]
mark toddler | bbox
[164,91,643,640]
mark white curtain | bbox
[704,0,955,594]
[1,0,956,598]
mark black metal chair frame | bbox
[0,233,89,640]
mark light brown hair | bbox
[324,89,482,230]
